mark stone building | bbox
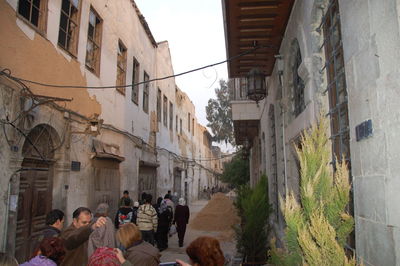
[223,0,400,265]
[0,0,219,261]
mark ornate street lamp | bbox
[246,68,267,103]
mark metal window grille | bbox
[321,0,354,252]
[269,105,279,221]
[292,41,305,117]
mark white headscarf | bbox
[178,198,185,206]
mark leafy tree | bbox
[206,79,234,145]
[220,152,250,188]
[269,115,356,266]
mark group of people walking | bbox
[0,189,221,266]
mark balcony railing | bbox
[228,78,249,101]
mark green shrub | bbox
[234,175,271,264]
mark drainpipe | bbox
[3,170,18,252]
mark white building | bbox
[0,0,219,261]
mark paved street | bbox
[160,198,237,264]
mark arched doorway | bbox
[15,125,58,262]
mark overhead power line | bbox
[0,44,275,90]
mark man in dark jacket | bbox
[61,207,106,266]
[115,198,137,228]
[40,209,65,240]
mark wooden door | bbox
[173,168,182,197]
[138,166,156,202]
[15,163,52,263]
[92,159,121,219]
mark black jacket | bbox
[115,207,137,228]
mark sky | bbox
[135,0,228,130]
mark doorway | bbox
[15,125,56,262]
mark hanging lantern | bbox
[247,68,267,103]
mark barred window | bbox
[58,0,80,55]
[85,8,102,75]
[292,40,305,117]
[269,105,279,221]
[321,0,353,252]
[322,0,350,165]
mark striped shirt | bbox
[137,204,158,231]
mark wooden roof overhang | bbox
[222,0,295,78]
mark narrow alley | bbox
[160,193,238,264]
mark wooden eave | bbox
[223,0,295,78]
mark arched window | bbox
[292,40,305,117]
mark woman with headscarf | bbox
[173,198,190,247]
[156,199,173,251]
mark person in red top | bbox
[173,198,190,247]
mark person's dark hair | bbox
[123,190,129,195]
[168,190,171,194]
[157,197,163,206]
[145,194,153,204]
[46,209,65,226]
[39,237,66,265]
[141,192,147,200]
[72,207,91,219]
[186,236,224,266]
[123,198,131,207]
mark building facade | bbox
[0,0,219,261]
[223,0,400,265]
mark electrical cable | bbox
[0,45,275,90]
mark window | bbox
[176,115,178,132]
[58,0,80,55]
[292,40,305,117]
[157,89,161,122]
[143,72,149,113]
[131,58,140,104]
[163,95,168,127]
[188,113,191,132]
[18,0,48,32]
[192,118,194,136]
[116,40,127,94]
[322,0,353,251]
[85,8,102,75]
[269,105,279,221]
[322,0,350,165]
[180,119,182,135]
[169,102,173,131]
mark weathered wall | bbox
[339,0,400,265]
[0,0,101,118]
[244,0,400,264]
